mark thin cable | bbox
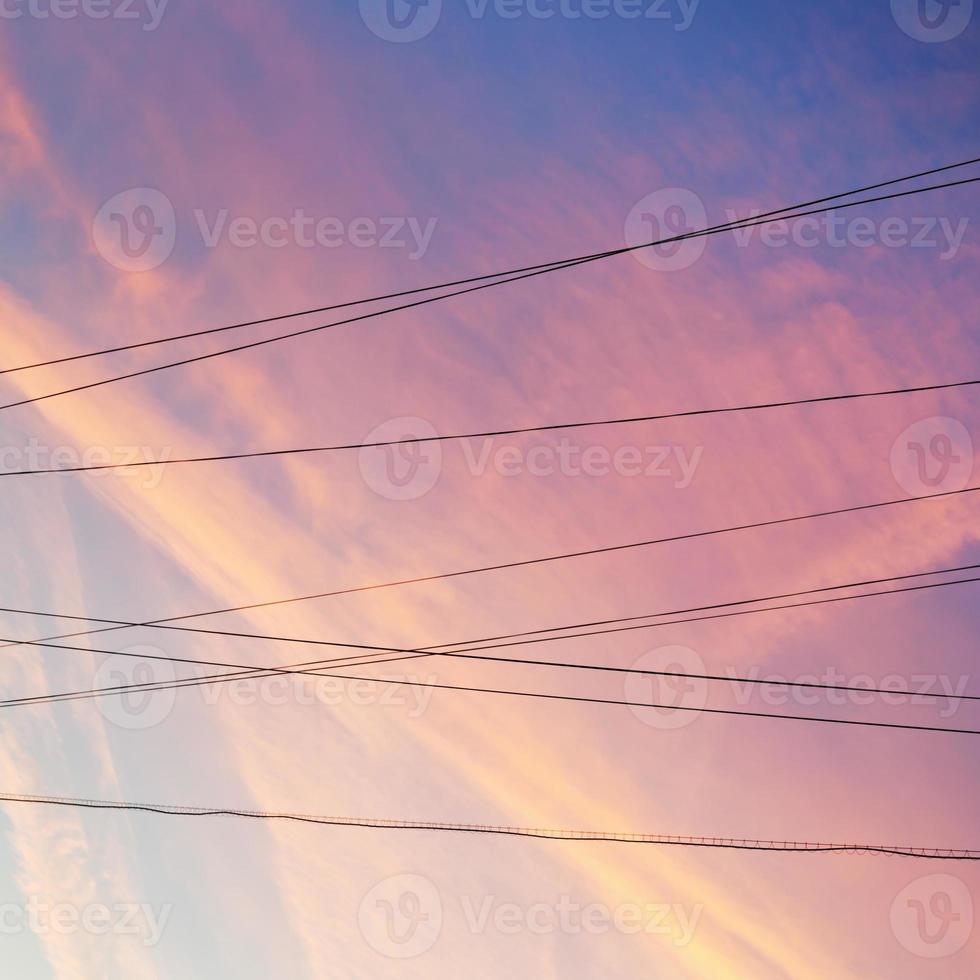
[15,570,980,710]
[3,175,979,415]
[161,559,980,656]
[10,568,980,712]
[3,375,979,476]
[0,556,975,668]
[0,561,974,713]
[158,670,980,735]
[1,652,978,734]
[1,485,978,665]
[5,154,978,377]
[423,648,980,700]
[1,793,974,858]
[426,566,980,656]
[444,573,980,658]
[4,575,980,731]
[344,571,980,671]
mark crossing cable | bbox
[4,155,978,378]
[2,483,978,668]
[3,575,980,734]
[2,175,979,415]
[1,557,978,689]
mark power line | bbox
[1,486,977,666]
[139,669,980,735]
[328,569,980,673]
[2,375,978,477]
[2,641,979,735]
[1,793,974,858]
[1,557,976,678]
[8,566,979,712]
[5,155,977,378]
[431,571,980,658]
[148,559,980,660]
[3,175,979,416]
[4,576,980,733]
[421,647,980,700]
[321,567,980,673]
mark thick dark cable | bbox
[1,793,974,859]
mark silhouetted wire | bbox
[2,482,978,668]
[0,650,978,736]
[2,175,979,415]
[3,376,979,476]
[1,794,975,858]
[5,155,978,377]
[4,573,980,734]
[2,558,979,700]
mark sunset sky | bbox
[0,1,979,977]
